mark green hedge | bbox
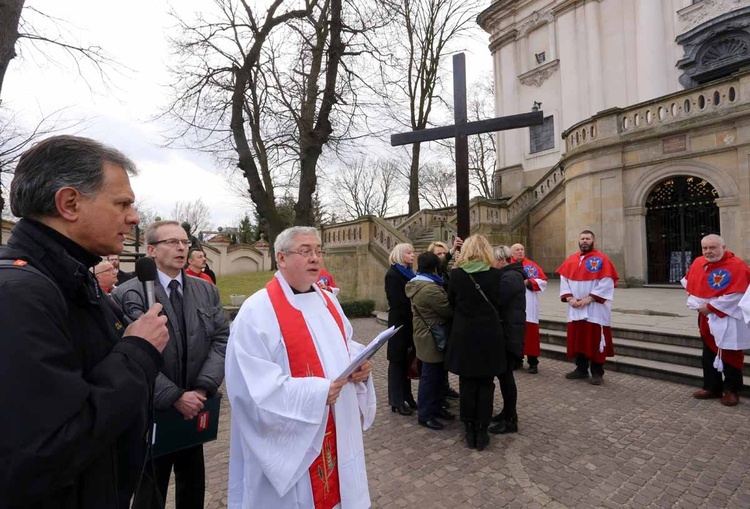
[340,299,376,318]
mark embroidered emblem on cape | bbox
[585,257,603,273]
[524,265,538,278]
[708,268,731,290]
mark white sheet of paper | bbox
[334,325,401,381]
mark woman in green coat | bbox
[405,252,454,430]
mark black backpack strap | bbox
[0,259,68,314]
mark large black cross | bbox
[391,53,543,239]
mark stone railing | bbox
[506,162,565,223]
[564,74,744,152]
[383,214,409,229]
[371,216,411,255]
[321,217,371,248]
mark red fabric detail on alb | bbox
[266,277,346,509]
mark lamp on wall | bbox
[532,101,542,112]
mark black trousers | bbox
[388,360,415,406]
[527,355,539,367]
[702,343,743,393]
[458,376,494,424]
[418,361,444,422]
[132,445,205,509]
[575,353,604,376]
[496,370,517,418]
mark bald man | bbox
[682,234,750,406]
[510,244,547,374]
[92,260,118,295]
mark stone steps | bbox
[539,325,750,390]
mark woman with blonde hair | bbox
[446,234,506,451]
[385,243,417,415]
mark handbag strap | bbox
[410,285,438,340]
[466,272,501,320]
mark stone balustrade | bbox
[564,75,743,152]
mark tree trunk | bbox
[0,0,25,101]
[408,141,421,214]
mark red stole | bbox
[557,249,619,284]
[684,251,750,299]
[266,277,347,509]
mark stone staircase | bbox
[539,319,750,391]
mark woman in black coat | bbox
[385,243,417,416]
[488,245,527,435]
[446,234,506,451]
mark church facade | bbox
[478,0,750,284]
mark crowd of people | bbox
[2,134,750,509]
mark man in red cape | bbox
[510,243,547,374]
[682,234,750,406]
[557,230,619,385]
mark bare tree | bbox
[165,0,387,245]
[381,0,482,214]
[330,157,398,219]
[134,198,158,229]
[1,2,115,101]
[171,198,212,235]
[418,162,455,209]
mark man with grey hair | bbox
[682,234,750,406]
[225,226,376,508]
[0,135,169,508]
[114,219,228,509]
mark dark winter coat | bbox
[113,272,228,409]
[445,266,507,378]
[497,262,527,363]
[405,278,452,364]
[384,264,414,361]
[0,219,162,509]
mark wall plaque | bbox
[663,135,687,154]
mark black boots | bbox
[476,423,490,451]
[464,421,477,449]
[488,414,518,435]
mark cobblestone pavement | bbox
[167,317,750,509]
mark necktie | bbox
[168,279,188,385]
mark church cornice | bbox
[489,29,519,52]
[518,59,559,87]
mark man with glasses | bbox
[113,220,228,509]
[225,226,375,508]
[108,253,135,285]
[92,259,118,295]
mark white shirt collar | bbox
[158,269,183,296]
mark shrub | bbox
[340,299,376,318]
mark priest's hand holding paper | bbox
[327,379,347,405]
[348,360,372,383]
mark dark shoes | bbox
[528,365,539,374]
[721,391,740,407]
[437,408,456,420]
[692,389,721,400]
[391,404,413,416]
[590,374,603,385]
[565,369,589,380]
[476,424,490,451]
[444,387,460,399]
[488,415,518,435]
[419,418,444,430]
[405,398,418,410]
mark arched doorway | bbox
[646,175,719,284]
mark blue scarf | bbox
[416,271,444,286]
[394,263,415,281]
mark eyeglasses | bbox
[151,239,191,247]
[95,267,119,275]
[284,248,324,258]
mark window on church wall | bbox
[530,115,555,154]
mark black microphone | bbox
[135,257,158,309]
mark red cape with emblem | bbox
[556,249,619,283]
[684,251,750,298]
[519,258,547,281]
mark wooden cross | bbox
[391,53,543,239]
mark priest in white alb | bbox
[225,226,376,509]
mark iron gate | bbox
[646,175,719,284]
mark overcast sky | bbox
[4,0,492,228]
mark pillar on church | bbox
[635,0,668,102]
[500,39,521,169]
[584,0,604,114]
